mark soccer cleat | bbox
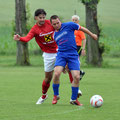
[36,95,48,104]
[52,95,60,104]
[80,70,85,80]
[77,89,82,98]
[70,99,83,106]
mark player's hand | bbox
[13,34,20,41]
[81,49,86,56]
[92,34,98,40]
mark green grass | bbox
[0,55,120,120]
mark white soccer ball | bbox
[90,95,103,108]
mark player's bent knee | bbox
[45,73,53,83]
[54,72,61,78]
[45,77,52,83]
[74,75,80,81]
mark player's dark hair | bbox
[50,15,60,23]
[34,9,47,17]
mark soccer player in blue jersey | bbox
[50,15,97,106]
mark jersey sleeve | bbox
[69,22,81,31]
[20,26,35,42]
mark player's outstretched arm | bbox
[80,26,98,40]
[13,34,21,41]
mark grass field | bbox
[0,55,120,120]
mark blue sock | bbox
[71,87,79,100]
[52,84,60,96]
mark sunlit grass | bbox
[0,55,120,120]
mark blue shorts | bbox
[55,51,80,70]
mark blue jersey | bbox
[53,22,80,53]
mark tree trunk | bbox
[15,0,30,65]
[85,3,102,66]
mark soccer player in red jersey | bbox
[13,9,58,104]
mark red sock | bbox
[42,80,50,99]
[68,72,73,83]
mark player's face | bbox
[72,18,79,24]
[51,18,61,31]
[35,14,46,25]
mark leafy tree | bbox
[80,0,103,66]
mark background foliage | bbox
[0,0,120,57]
